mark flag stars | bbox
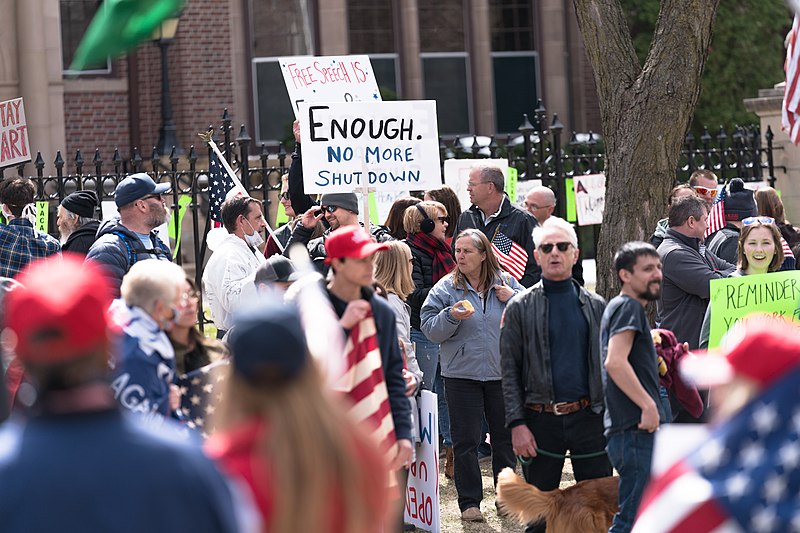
[698,439,727,471]
[740,440,765,469]
[725,471,749,500]
[763,473,787,503]
[791,512,800,533]
[752,403,779,436]
[190,395,201,406]
[779,441,800,470]
[751,506,778,533]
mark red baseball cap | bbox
[324,225,389,264]
[6,254,114,364]
[682,314,800,388]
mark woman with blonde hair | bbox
[421,228,522,522]
[206,302,389,533]
[755,185,800,263]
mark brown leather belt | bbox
[526,397,590,416]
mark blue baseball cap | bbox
[229,302,308,386]
[114,173,171,207]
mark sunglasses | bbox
[692,186,718,198]
[437,216,448,223]
[140,194,163,202]
[742,216,775,226]
[279,191,290,201]
[321,205,338,213]
[539,242,572,254]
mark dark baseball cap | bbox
[255,256,300,285]
[114,173,170,207]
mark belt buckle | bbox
[552,402,570,416]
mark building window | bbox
[253,59,296,145]
[422,54,471,136]
[348,0,394,54]
[61,0,111,75]
[252,0,312,57]
[370,54,400,100]
[418,1,465,53]
[489,0,535,52]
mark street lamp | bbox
[153,16,181,156]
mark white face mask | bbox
[244,218,264,248]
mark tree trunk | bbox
[572,0,720,299]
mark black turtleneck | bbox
[543,277,590,402]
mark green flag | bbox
[70,0,185,71]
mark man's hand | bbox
[390,438,414,470]
[293,119,301,143]
[494,283,515,303]
[512,425,538,457]
[638,401,660,433]
[402,369,418,397]
[300,205,324,229]
[339,300,371,329]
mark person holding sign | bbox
[699,217,785,349]
[0,177,60,278]
[421,229,521,523]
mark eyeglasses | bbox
[279,191,290,201]
[321,205,338,213]
[692,186,718,198]
[140,194,163,202]
[538,242,572,254]
[179,290,199,304]
[466,181,486,188]
[437,217,448,223]
[524,202,554,210]
[742,216,775,226]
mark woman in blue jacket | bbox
[421,228,522,523]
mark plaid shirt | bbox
[0,218,61,278]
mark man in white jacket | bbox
[203,196,267,337]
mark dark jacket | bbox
[500,279,607,428]
[327,287,413,441]
[264,220,295,259]
[705,224,739,266]
[284,223,393,274]
[405,239,435,331]
[62,219,100,256]
[454,197,541,287]
[657,228,735,349]
[85,218,171,296]
[287,143,317,215]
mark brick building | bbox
[1,0,600,172]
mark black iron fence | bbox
[0,102,778,274]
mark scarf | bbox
[406,231,456,283]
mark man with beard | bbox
[601,241,667,533]
[58,190,100,255]
[86,173,171,296]
[500,216,611,533]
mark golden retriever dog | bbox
[496,468,619,533]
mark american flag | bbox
[704,185,727,239]
[633,365,800,533]
[491,231,527,280]
[208,150,237,225]
[174,359,230,439]
[783,15,800,145]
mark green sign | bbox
[275,201,289,226]
[368,192,380,225]
[565,178,577,223]
[167,195,192,260]
[708,271,800,348]
[35,201,49,233]
[505,167,518,203]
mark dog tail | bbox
[496,467,557,525]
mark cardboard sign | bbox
[298,100,441,194]
[0,98,31,169]
[707,271,800,348]
[443,159,509,210]
[573,173,605,226]
[35,201,49,233]
[405,390,440,532]
[279,55,381,117]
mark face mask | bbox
[244,219,264,248]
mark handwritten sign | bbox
[405,390,440,532]
[279,55,381,118]
[443,159,509,210]
[708,271,800,348]
[0,98,31,169]
[299,100,441,194]
[35,202,49,233]
[573,173,605,226]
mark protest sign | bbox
[0,98,31,169]
[707,270,800,348]
[405,390,440,532]
[443,159,509,210]
[298,100,441,194]
[573,173,605,226]
[35,202,49,233]
[279,55,381,117]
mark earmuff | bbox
[416,204,435,234]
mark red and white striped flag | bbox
[783,15,800,144]
[704,185,727,239]
[491,231,527,280]
[781,235,794,258]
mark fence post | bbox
[518,114,534,180]
[222,109,232,164]
[765,126,776,188]
[550,114,565,220]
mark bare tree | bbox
[573,0,721,297]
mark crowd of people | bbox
[0,147,797,533]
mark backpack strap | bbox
[111,231,170,268]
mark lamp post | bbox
[153,17,181,156]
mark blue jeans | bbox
[411,328,451,447]
[659,385,672,423]
[606,429,655,533]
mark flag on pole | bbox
[70,0,185,71]
[704,185,727,239]
[491,231,527,280]
[632,365,800,533]
[208,150,240,225]
[783,15,800,145]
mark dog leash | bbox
[516,447,607,464]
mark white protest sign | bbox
[405,390,440,532]
[101,201,171,251]
[443,159,508,210]
[279,55,381,117]
[0,98,31,169]
[298,100,441,194]
[573,173,605,226]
